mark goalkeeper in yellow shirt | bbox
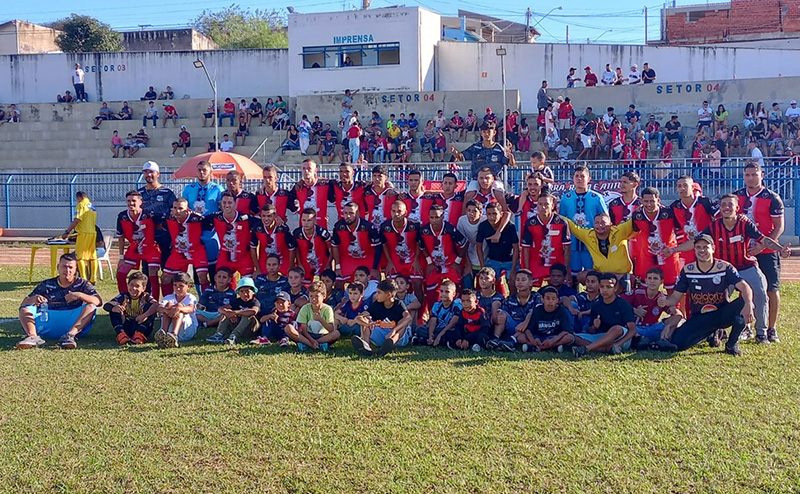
[563,213,635,290]
[62,191,98,282]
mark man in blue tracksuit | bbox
[558,164,608,273]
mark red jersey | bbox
[380,218,422,279]
[250,220,295,275]
[584,74,598,87]
[423,191,465,226]
[331,218,382,278]
[669,196,719,263]
[231,190,259,216]
[611,127,626,148]
[735,187,784,254]
[212,212,253,264]
[623,288,666,326]
[166,212,205,255]
[631,207,683,286]
[256,187,296,221]
[662,140,673,163]
[292,225,332,282]
[329,180,367,220]
[520,214,572,281]
[621,144,636,164]
[399,190,425,223]
[293,179,332,228]
[608,196,641,225]
[471,189,499,211]
[512,193,539,224]
[417,222,467,277]
[635,139,648,160]
[115,209,160,262]
[363,184,397,230]
[703,215,764,270]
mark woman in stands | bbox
[282,124,301,152]
[264,98,276,127]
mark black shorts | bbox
[756,252,781,292]
[172,141,191,147]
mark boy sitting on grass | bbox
[254,291,294,346]
[516,286,574,353]
[287,267,309,313]
[572,273,637,358]
[394,274,421,325]
[548,263,577,302]
[477,267,505,328]
[198,268,235,330]
[321,269,345,308]
[212,277,261,346]
[413,280,462,347]
[335,281,368,336]
[445,289,490,351]
[254,254,291,315]
[155,272,198,348]
[104,270,159,345]
[353,279,413,357]
[570,270,601,331]
[286,281,339,352]
[623,267,683,350]
[489,269,541,352]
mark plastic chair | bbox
[96,233,115,280]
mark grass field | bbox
[1,266,800,493]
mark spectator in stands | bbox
[697,101,713,131]
[747,140,764,166]
[628,64,641,84]
[786,100,800,135]
[555,137,573,164]
[91,102,116,130]
[118,101,132,120]
[566,67,579,88]
[645,114,663,149]
[602,107,616,127]
[238,99,248,122]
[234,115,250,146]
[537,81,553,111]
[557,97,574,143]
[408,112,420,138]
[135,127,149,149]
[625,105,641,123]
[767,123,785,156]
[263,97,277,126]
[449,111,465,142]
[318,131,338,163]
[751,118,768,155]
[627,115,643,137]
[110,130,123,158]
[282,124,300,152]
[517,118,531,152]
[162,102,179,128]
[768,102,784,131]
[249,98,263,126]
[274,96,287,115]
[171,125,191,158]
[729,125,744,156]
[583,66,597,87]
[202,100,218,128]
[713,104,728,132]
[58,91,74,103]
[157,86,174,100]
[272,108,289,131]
[543,128,560,156]
[664,115,683,149]
[143,101,158,128]
[613,67,624,85]
[642,63,656,84]
[220,98,236,126]
[123,133,138,158]
[219,134,234,152]
[71,63,87,102]
[141,86,158,101]
[601,64,615,85]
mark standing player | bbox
[182,161,225,277]
[399,169,426,222]
[735,163,785,343]
[329,162,366,221]
[211,192,255,281]
[417,204,469,311]
[607,171,641,225]
[331,202,382,286]
[162,198,209,294]
[512,172,545,224]
[559,165,608,274]
[630,187,683,289]
[520,191,571,286]
[116,190,162,298]
[292,158,332,228]
[363,165,398,230]
[670,175,718,265]
[250,203,295,276]
[421,172,464,226]
[293,208,333,284]
[256,164,296,222]
[225,170,259,216]
[380,200,423,302]
[138,161,176,268]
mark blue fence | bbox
[1,157,798,234]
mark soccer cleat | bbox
[250,336,272,345]
[154,328,168,348]
[131,332,147,344]
[351,335,373,356]
[278,337,290,347]
[739,327,753,341]
[319,343,329,352]
[225,334,237,346]
[116,332,131,345]
[651,339,678,352]
[58,334,77,350]
[297,342,309,352]
[15,335,46,349]
[767,328,780,343]
[486,338,501,351]
[446,341,457,350]
[498,340,516,352]
[707,332,722,348]
[755,334,771,345]
[471,343,482,352]
[724,343,742,357]
[205,332,224,344]
[572,345,588,358]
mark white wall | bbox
[0,49,288,104]
[437,41,800,111]
[287,7,440,97]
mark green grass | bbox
[1,266,800,493]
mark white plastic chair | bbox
[96,232,115,280]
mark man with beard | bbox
[417,204,468,311]
[521,191,571,287]
[329,162,366,221]
[331,202,382,287]
[250,204,295,276]
[138,161,176,270]
[363,165,398,230]
[211,192,255,281]
[256,164,296,222]
[630,187,682,290]
[292,158,332,228]
[398,169,426,223]
[163,198,209,293]
[669,175,718,266]
[380,200,423,304]
[293,208,333,285]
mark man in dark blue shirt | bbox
[451,121,515,182]
[488,269,541,351]
[573,272,637,357]
[138,161,177,265]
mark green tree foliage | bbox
[191,5,288,49]
[52,14,123,53]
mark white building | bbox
[287,6,441,96]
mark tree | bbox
[51,15,123,53]
[191,5,288,50]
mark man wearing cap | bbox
[537,81,553,111]
[642,63,656,84]
[292,158,332,228]
[138,161,178,267]
[170,125,191,158]
[162,102,179,128]
[628,64,641,84]
[697,101,713,131]
[566,68,579,88]
[583,67,598,87]
[653,234,754,357]
[787,100,800,135]
[71,63,86,102]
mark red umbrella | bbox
[171,152,264,180]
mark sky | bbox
[4,0,694,45]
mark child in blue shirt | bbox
[335,282,369,336]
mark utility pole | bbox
[526,8,532,42]
[644,7,648,43]
[566,25,569,44]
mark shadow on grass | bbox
[0,280,35,292]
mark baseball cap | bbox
[631,63,638,69]
[694,233,713,245]
[569,67,576,71]
[556,96,564,102]
[485,107,492,113]
[275,291,291,302]
[180,124,186,129]
[792,100,798,104]
[584,66,592,70]
[236,277,258,293]
[163,102,170,106]
[142,161,160,173]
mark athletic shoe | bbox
[521,344,539,353]
[225,334,237,346]
[556,345,565,353]
[486,338,501,351]
[446,341,457,350]
[609,344,622,355]
[707,332,722,348]
[131,332,147,344]
[739,327,753,341]
[375,338,395,357]
[572,345,587,358]
[634,337,653,351]
[15,335,45,349]
[278,337,290,347]
[154,328,168,348]
[767,327,780,343]
[725,343,742,357]
[206,332,224,344]
[351,335,367,355]
[250,336,272,345]
[166,332,179,348]
[471,344,482,352]
[169,154,175,158]
[411,335,426,346]
[755,334,771,345]
[498,340,516,352]
[651,339,678,352]
[116,332,131,345]
[319,343,329,352]
[58,334,77,350]
[181,153,187,158]
[297,342,309,352]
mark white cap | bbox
[792,100,797,104]
[180,124,186,129]
[631,63,638,69]
[142,161,160,173]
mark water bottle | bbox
[39,302,49,322]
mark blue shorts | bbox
[636,322,665,341]
[24,304,96,339]
[499,311,525,339]
[370,326,410,347]
[196,309,221,321]
[339,323,361,336]
[575,326,631,350]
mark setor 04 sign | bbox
[655,83,720,95]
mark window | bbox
[303,42,400,69]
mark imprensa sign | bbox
[333,34,375,44]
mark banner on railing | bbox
[423,180,467,192]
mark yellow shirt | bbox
[74,197,97,234]
[387,126,401,139]
[564,217,634,274]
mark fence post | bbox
[794,157,799,237]
[4,175,12,228]
[69,174,78,224]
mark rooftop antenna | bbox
[138,24,151,31]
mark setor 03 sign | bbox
[655,83,720,95]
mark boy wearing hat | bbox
[253,290,295,346]
[213,277,261,345]
[583,67,597,87]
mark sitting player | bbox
[353,279,414,357]
[253,291,294,346]
[571,270,601,331]
[198,268,235,330]
[572,273,637,357]
[286,281,340,352]
[287,267,310,312]
[104,270,159,345]
[413,280,462,347]
[215,277,261,345]
[155,272,198,348]
[444,289,490,351]
[394,275,421,325]
[515,286,574,352]
[624,267,684,349]
[489,269,541,352]
[335,282,368,336]
[477,267,505,330]
[320,269,345,308]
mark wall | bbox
[0,49,288,104]
[121,29,218,52]
[0,21,61,55]
[287,7,439,97]
[436,41,800,111]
